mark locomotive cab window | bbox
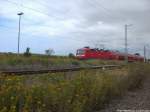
[77,50,85,55]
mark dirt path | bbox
[99,76,150,112]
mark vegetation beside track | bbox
[0,54,123,69]
[0,63,149,112]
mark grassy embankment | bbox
[0,54,123,70]
[0,63,149,112]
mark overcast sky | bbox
[0,0,149,56]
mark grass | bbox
[0,54,123,69]
[0,63,149,112]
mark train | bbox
[76,47,144,62]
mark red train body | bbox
[76,47,144,62]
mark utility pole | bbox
[144,46,146,62]
[17,12,24,55]
[124,24,132,63]
[125,25,128,63]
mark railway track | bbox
[0,65,122,76]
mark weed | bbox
[0,63,149,112]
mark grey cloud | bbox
[0,0,150,56]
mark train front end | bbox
[76,48,89,59]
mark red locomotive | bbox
[76,47,144,62]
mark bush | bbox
[126,63,149,90]
[68,53,75,58]
[24,47,31,57]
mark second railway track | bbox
[0,65,123,76]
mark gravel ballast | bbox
[99,76,150,112]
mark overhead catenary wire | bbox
[95,0,124,17]
[30,0,61,13]
[0,1,146,56]
[0,0,136,53]
[32,0,117,21]
[2,0,125,26]
[85,0,126,21]
[3,0,126,22]
[2,0,61,19]
[0,0,114,42]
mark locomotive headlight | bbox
[77,54,85,56]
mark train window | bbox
[91,49,97,52]
[104,50,109,52]
[77,50,85,55]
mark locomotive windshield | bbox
[77,50,85,55]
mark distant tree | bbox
[24,47,31,57]
[68,53,75,58]
[7,52,13,56]
[45,49,55,56]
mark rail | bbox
[0,65,123,76]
